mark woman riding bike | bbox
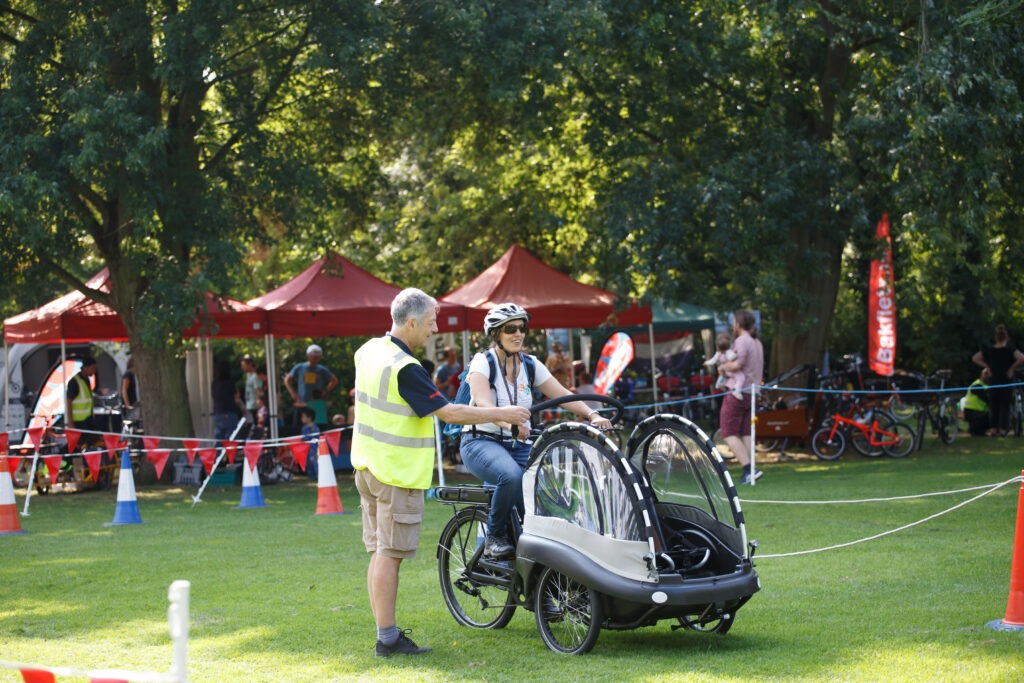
[458,303,612,560]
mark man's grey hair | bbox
[391,288,437,326]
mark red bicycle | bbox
[811,407,915,460]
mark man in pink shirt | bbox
[717,310,764,484]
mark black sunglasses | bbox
[501,323,529,335]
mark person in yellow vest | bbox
[66,356,98,432]
[351,288,529,658]
[962,372,990,437]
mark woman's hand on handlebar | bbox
[589,414,613,429]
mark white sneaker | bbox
[737,469,763,485]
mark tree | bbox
[0,1,387,447]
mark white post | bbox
[433,416,446,488]
[264,334,279,441]
[648,323,659,405]
[3,343,8,433]
[60,339,68,419]
[21,453,38,516]
[749,383,757,486]
[167,579,190,683]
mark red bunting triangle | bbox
[198,448,217,475]
[26,426,44,452]
[6,454,20,476]
[19,669,57,683]
[324,429,342,456]
[43,455,63,483]
[243,441,263,471]
[286,437,308,472]
[147,449,171,479]
[142,436,161,453]
[0,431,8,454]
[182,438,200,466]
[64,428,82,454]
[83,451,102,482]
[222,440,239,465]
[101,432,123,457]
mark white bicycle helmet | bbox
[483,302,530,336]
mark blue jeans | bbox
[460,434,532,538]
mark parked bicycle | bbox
[911,370,962,448]
[811,404,915,460]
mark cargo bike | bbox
[434,394,761,654]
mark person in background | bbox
[298,406,320,480]
[433,347,462,400]
[351,288,530,658]
[962,372,990,437]
[120,357,140,422]
[240,354,264,425]
[285,344,338,427]
[545,340,573,389]
[972,323,1024,436]
[717,309,764,485]
[66,356,99,432]
[574,371,602,411]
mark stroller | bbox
[435,395,760,654]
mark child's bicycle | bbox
[811,405,915,460]
[434,394,760,654]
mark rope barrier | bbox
[750,476,1022,559]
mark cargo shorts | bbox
[354,468,425,559]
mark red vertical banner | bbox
[868,213,896,376]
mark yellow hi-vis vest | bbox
[350,336,436,490]
[70,374,93,422]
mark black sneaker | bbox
[375,629,432,657]
[484,534,515,560]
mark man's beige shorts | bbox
[354,468,425,559]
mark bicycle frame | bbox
[827,413,901,448]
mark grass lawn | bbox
[2,435,1023,682]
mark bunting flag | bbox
[142,436,161,453]
[0,431,8,454]
[868,213,896,377]
[7,454,21,477]
[243,441,263,471]
[26,426,45,452]
[18,669,56,683]
[43,455,63,483]
[286,437,308,472]
[222,440,239,465]
[147,449,171,479]
[101,433,123,457]
[83,452,103,482]
[198,448,218,475]
[323,429,342,456]
[64,428,82,454]
[182,439,200,466]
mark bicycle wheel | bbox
[850,411,896,458]
[438,507,516,629]
[534,565,603,655]
[1013,393,1024,437]
[937,399,958,445]
[882,422,916,458]
[811,427,846,461]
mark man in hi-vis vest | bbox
[351,288,529,658]
[66,356,98,432]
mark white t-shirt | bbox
[464,350,553,437]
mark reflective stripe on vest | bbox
[350,337,435,489]
[71,374,93,422]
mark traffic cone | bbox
[237,456,266,509]
[315,439,348,515]
[988,471,1024,632]
[106,449,142,526]
[1,458,26,535]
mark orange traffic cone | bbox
[315,439,348,515]
[988,471,1024,632]
[1,458,26,535]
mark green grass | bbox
[2,436,1024,682]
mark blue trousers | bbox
[460,434,532,538]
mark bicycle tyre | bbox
[535,565,603,655]
[851,410,899,458]
[883,422,916,458]
[438,507,517,629]
[938,399,958,445]
[1013,393,1024,437]
[811,427,846,461]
